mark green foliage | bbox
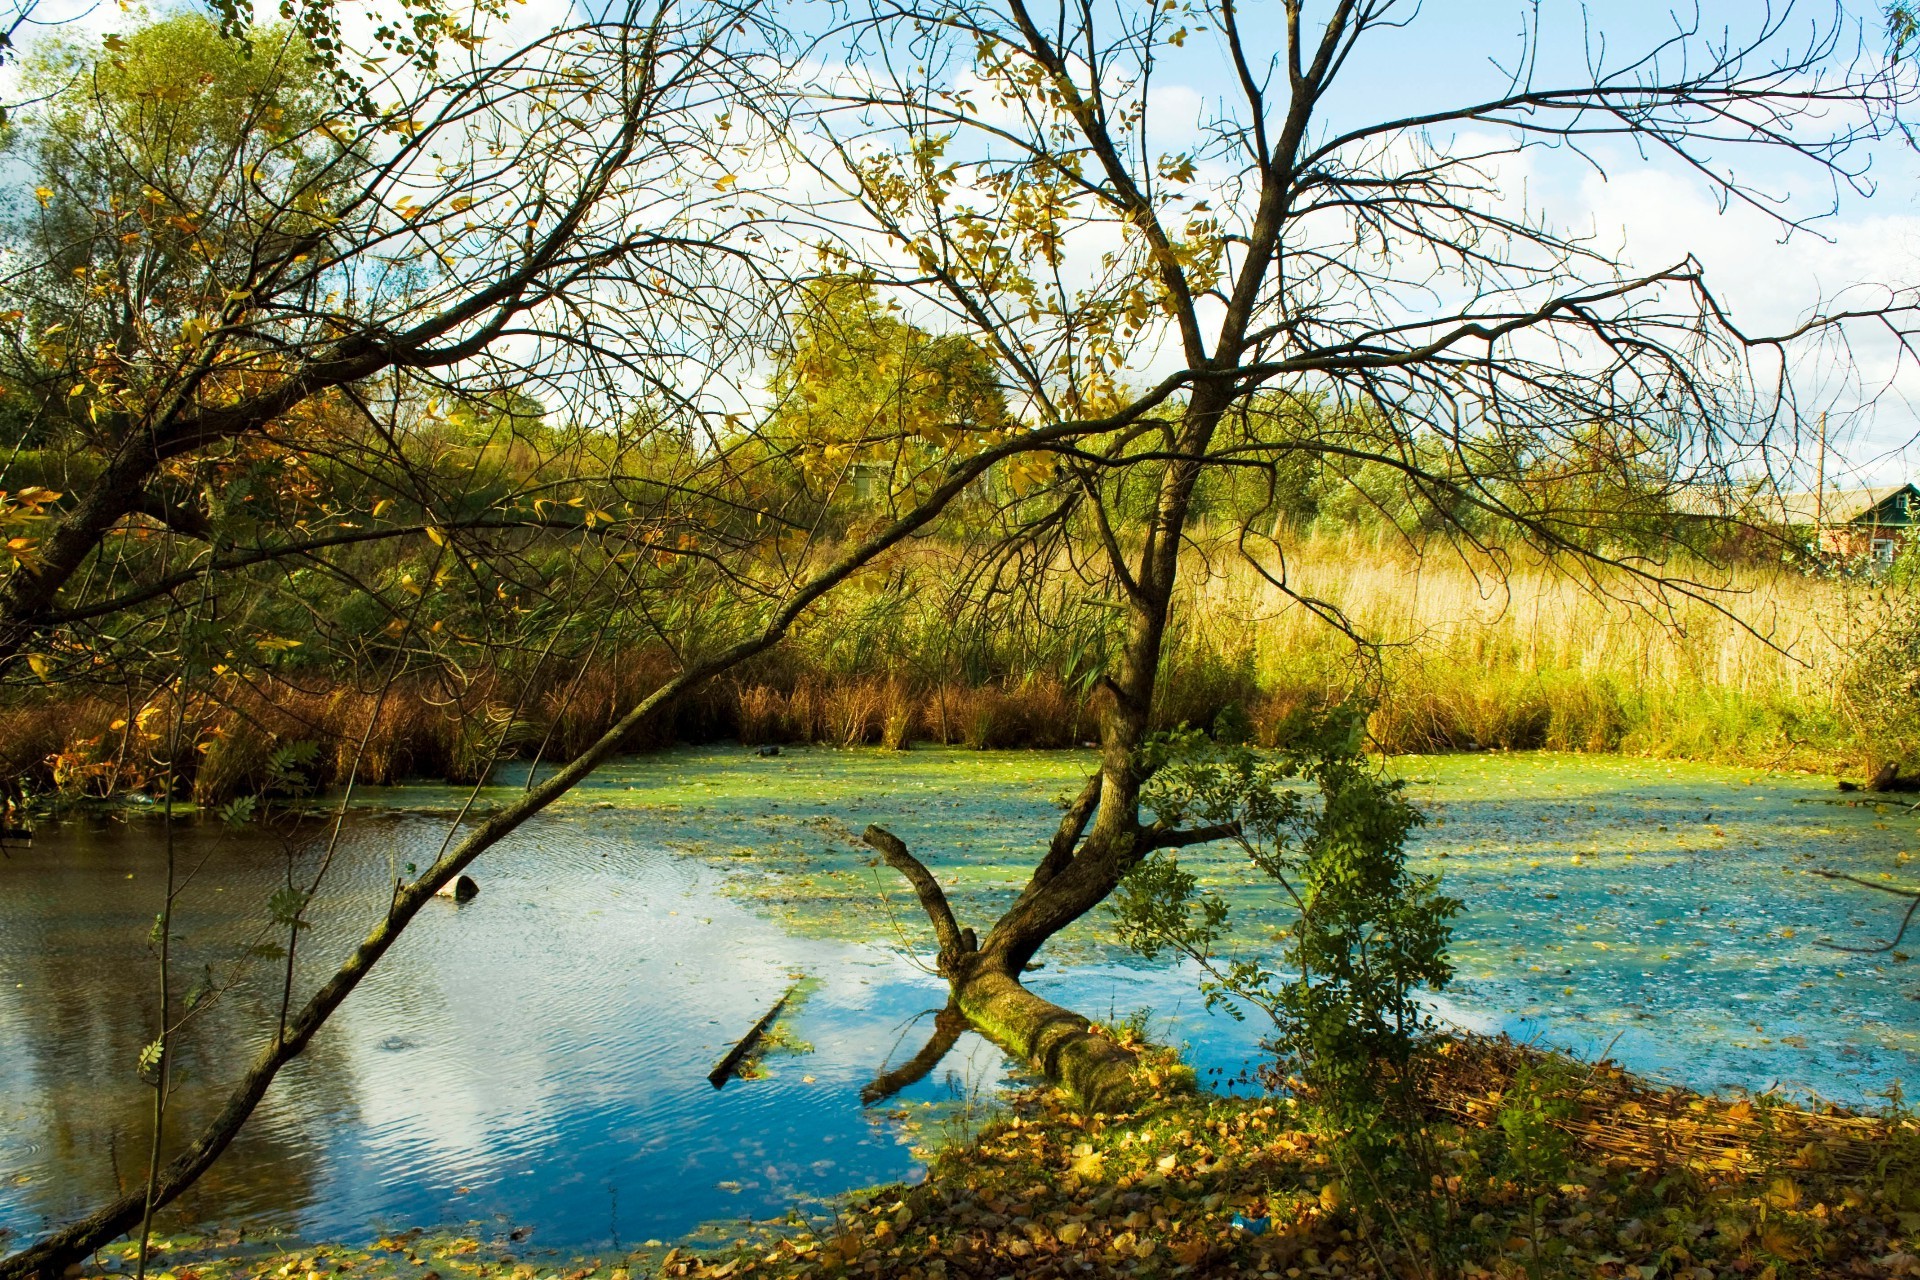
[217,795,258,827]
[1,13,349,464]
[760,276,1014,504]
[205,0,508,107]
[11,15,340,292]
[1119,709,1457,1094]
[1112,705,1460,1249]
[267,885,312,931]
[264,741,320,796]
[1481,1055,1580,1257]
[440,391,550,447]
[1892,3,1919,60]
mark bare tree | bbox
[795,0,1920,1104]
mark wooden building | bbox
[1786,484,1920,563]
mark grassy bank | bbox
[0,536,1884,806]
[70,1037,1920,1280]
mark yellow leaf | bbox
[26,653,50,680]
[33,186,52,207]
[1760,1225,1804,1261]
[425,526,447,547]
[715,174,737,191]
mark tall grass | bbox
[1181,531,1849,765]
[0,533,1878,805]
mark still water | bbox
[0,747,1914,1252]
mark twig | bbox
[1811,868,1920,954]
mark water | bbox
[0,747,1914,1252]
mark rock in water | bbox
[437,874,479,902]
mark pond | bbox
[0,747,1914,1256]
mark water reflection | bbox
[859,1004,970,1106]
[0,807,1264,1250]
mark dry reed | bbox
[0,536,1877,805]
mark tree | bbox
[7,14,342,331]
[803,0,1919,1104]
[0,1,776,679]
[0,10,1161,1269]
[737,274,1016,521]
[769,275,1012,453]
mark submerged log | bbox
[1841,763,1920,793]
[436,874,479,902]
[708,982,799,1089]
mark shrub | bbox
[1111,704,1461,1263]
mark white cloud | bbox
[1573,159,1920,482]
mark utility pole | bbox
[1815,412,1828,542]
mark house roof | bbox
[1669,481,1920,526]
[1778,484,1920,526]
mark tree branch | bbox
[1812,868,1920,955]
[863,823,973,968]
[1027,772,1102,892]
[129,490,211,542]
[1141,821,1242,852]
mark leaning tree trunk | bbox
[863,390,1233,1109]
[868,821,1144,1108]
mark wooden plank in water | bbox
[707,982,801,1089]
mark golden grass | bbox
[0,536,1883,805]
[1177,532,1852,764]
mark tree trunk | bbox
[862,392,1233,1109]
[952,962,1142,1112]
[863,823,1151,1112]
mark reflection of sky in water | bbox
[0,814,1046,1248]
[1,747,1915,1249]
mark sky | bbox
[6,0,1918,484]
[1305,1,1920,486]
